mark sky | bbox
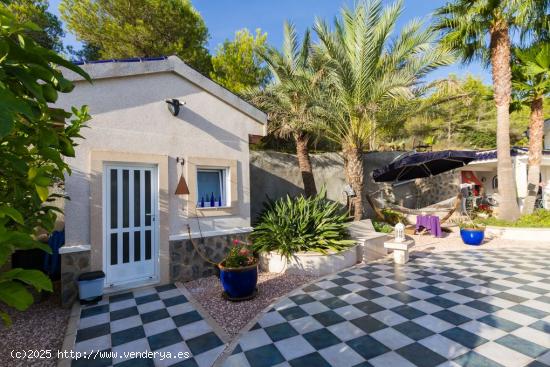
[48,0,490,83]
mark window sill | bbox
[196,206,231,210]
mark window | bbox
[197,168,228,207]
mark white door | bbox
[104,164,158,287]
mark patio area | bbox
[68,284,228,367]
[223,246,550,367]
[63,239,550,367]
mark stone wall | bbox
[250,150,461,221]
[415,170,461,208]
[170,232,250,282]
[60,250,91,308]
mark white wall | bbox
[474,171,498,196]
[56,72,264,247]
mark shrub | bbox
[372,221,394,233]
[476,209,550,228]
[457,220,485,230]
[380,208,405,225]
[251,189,355,258]
[221,240,256,268]
[0,8,90,325]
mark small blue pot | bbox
[219,263,258,299]
[460,228,485,246]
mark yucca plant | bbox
[251,188,355,259]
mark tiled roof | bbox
[474,147,550,161]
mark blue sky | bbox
[48,0,490,83]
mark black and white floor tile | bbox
[73,284,225,367]
[224,248,550,367]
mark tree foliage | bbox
[512,43,550,108]
[313,0,454,219]
[66,42,101,62]
[432,0,548,64]
[59,0,212,74]
[4,0,64,52]
[254,23,323,140]
[433,0,548,221]
[0,7,90,325]
[397,75,532,150]
[210,28,269,94]
[249,22,327,196]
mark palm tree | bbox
[433,0,548,221]
[314,0,454,220]
[251,22,325,197]
[512,43,550,214]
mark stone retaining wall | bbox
[250,150,461,221]
[170,232,250,283]
[60,250,91,308]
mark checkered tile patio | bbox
[72,284,225,367]
[224,248,550,367]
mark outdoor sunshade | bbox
[372,150,477,182]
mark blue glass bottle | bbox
[210,192,215,207]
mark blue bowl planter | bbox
[460,228,485,246]
[219,263,258,301]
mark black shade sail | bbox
[372,150,477,182]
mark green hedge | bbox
[476,210,550,228]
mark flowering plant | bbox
[221,239,256,268]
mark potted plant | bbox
[459,221,486,246]
[218,239,258,300]
[251,189,356,276]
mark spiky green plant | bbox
[251,188,354,259]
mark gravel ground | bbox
[0,286,69,367]
[184,272,316,338]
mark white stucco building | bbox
[462,134,550,212]
[56,56,267,305]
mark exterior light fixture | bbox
[166,98,185,116]
[394,222,405,242]
[175,157,190,195]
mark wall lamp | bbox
[166,98,185,116]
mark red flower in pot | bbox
[219,239,258,300]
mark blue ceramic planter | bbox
[219,263,258,299]
[460,228,485,246]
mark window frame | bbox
[196,167,230,208]
[186,157,238,217]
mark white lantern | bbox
[395,222,405,242]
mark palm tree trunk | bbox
[343,145,364,221]
[294,132,317,197]
[523,96,544,214]
[489,20,520,221]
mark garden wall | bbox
[170,232,250,282]
[250,151,460,221]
